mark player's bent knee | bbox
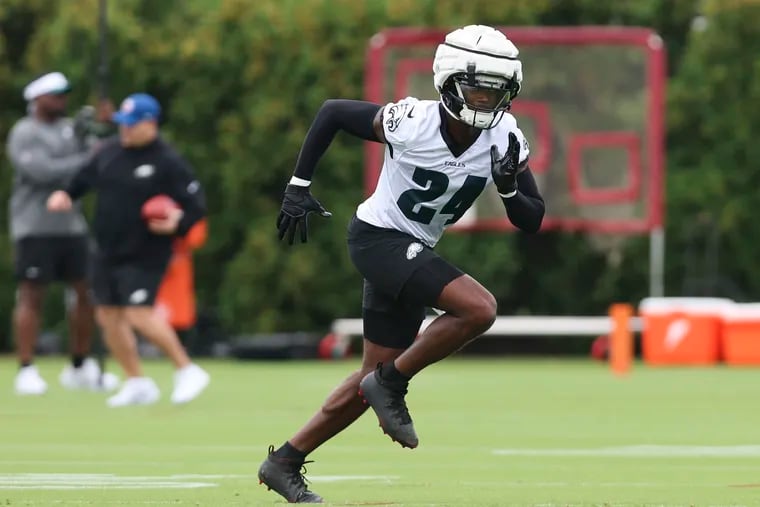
[15,298,42,314]
[16,286,44,311]
[123,306,154,327]
[466,292,497,335]
[96,307,124,328]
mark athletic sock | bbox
[71,355,85,368]
[273,441,307,461]
[380,362,410,383]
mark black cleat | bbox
[258,445,324,503]
[358,366,418,449]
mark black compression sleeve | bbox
[501,168,545,233]
[293,99,382,181]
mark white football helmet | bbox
[433,25,522,129]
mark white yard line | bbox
[492,445,760,457]
[0,472,398,490]
[0,473,228,490]
[310,475,398,483]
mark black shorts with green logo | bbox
[346,215,463,349]
[14,235,90,283]
[90,254,169,307]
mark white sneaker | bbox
[60,358,120,392]
[106,377,160,407]
[171,363,210,404]
[14,365,48,396]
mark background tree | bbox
[2,0,757,348]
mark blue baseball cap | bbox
[112,93,161,126]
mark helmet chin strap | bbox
[440,96,506,130]
[459,104,502,129]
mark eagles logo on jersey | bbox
[385,102,413,133]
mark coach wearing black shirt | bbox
[47,93,210,407]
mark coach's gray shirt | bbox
[6,115,90,239]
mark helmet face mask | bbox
[441,71,520,129]
[433,25,523,130]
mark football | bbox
[141,194,180,221]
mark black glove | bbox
[490,132,522,197]
[276,184,332,245]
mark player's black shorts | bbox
[90,255,168,307]
[14,235,90,283]
[347,215,463,349]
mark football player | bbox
[259,25,545,503]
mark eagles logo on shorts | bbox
[406,242,423,260]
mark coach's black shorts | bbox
[14,235,90,283]
[90,255,168,307]
[347,215,463,349]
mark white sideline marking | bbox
[310,475,398,483]
[493,445,760,457]
[0,473,231,490]
[0,503,212,506]
[0,473,396,490]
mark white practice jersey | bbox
[356,97,529,247]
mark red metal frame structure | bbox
[363,26,666,235]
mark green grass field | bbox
[1,356,759,506]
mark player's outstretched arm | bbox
[277,100,381,245]
[291,99,382,183]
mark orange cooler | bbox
[639,297,732,365]
[721,303,760,365]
